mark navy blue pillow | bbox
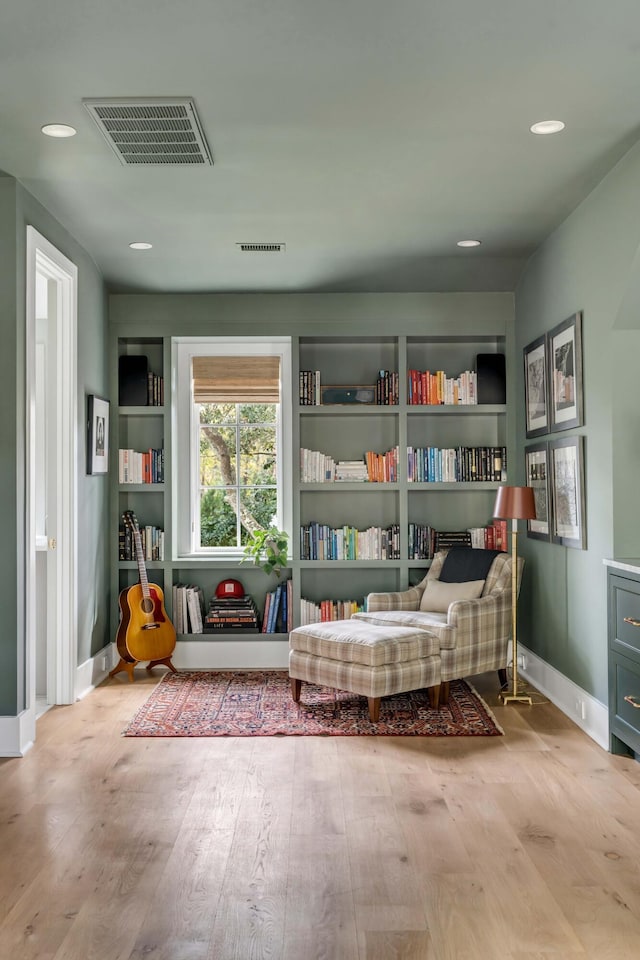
[439,546,501,583]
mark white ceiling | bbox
[2,0,640,294]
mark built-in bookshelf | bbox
[110,328,509,662]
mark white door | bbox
[26,228,77,726]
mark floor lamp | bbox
[493,485,537,705]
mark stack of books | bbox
[435,530,473,550]
[204,594,260,632]
[335,459,369,482]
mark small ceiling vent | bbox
[236,243,286,253]
[82,97,213,166]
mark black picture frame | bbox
[549,435,586,549]
[87,394,110,475]
[525,442,551,541]
[548,312,584,433]
[523,334,549,438]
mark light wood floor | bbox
[1,671,640,960]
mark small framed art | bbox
[548,312,584,432]
[523,334,549,438]
[525,442,551,541]
[549,435,586,549]
[87,394,110,475]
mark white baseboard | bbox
[518,643,609,751]
[0,710,35,757]
[75,641,117,701]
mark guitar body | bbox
[116,581,177,664]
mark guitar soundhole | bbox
[141,597,155,615]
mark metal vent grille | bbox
[236,243,286,252]
[82,98,213,166]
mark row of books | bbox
[147,372,164,407]
[468,521,508,551]
[172,583,204,634]
[119,522,165,561]
[118,448,165,484]
[299,370,321,405]
[365,446,399,482]
[407,369,478,405]
[204,594,260,632]
[407,446,507,483]
[261,580,293,633]
[300,523,401,560]
[299,597,364,625]
[375,370,399,405]
[300,447,399,482]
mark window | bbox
[174,339,292,557]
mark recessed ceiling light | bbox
[457,239,481,248]
[530,120,565,135]
[129,241,153,250]
[41,123,77,138]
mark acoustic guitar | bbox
[109,510,177,681]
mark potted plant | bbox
[241,527,289,578]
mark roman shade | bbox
[192,356,281,403]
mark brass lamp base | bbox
[500,690,533,705]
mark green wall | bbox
[0,176,109,716]
[515,139,640,703]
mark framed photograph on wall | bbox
[523,334,549,438]
[549,435,586,549]
[87,394,110,475]
[548,312,584,432]
[525,442,551,541]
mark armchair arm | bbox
[366,584,424,612]
[440,590,512,679]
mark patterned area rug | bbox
[123,671,503,737]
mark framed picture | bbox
[525,442,551,541]
[549,436,586,549]
[87,394,110,475]
[523,334,549,438]
[548,312,584,432]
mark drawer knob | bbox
[623,617,640,627]
[624,695,640,709]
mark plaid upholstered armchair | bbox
[352,547,523,703]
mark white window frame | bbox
[173,337,292,559]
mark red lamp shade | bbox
[493,485,536,521]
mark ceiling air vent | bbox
[236,243,286,252]
[82,97,213,166]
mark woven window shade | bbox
[192,356,280,403]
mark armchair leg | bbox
[440,681,450,705]
[427,684,440,709]
[498,668,508,690]
[290,677,302,702]
[368,697,381,722]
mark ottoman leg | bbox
[368,697,381,722]
[427,684,440,709]
[290,677,302,702]
[440,681,450,705]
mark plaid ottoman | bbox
[289,619,441,722]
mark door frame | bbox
[25,226,78,712]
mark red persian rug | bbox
[122,670,503,737]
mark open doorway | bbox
[25,227,77,727]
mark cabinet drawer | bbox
[613,659,640,738]
[611,575,640,659]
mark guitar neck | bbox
[133,529,151,598]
